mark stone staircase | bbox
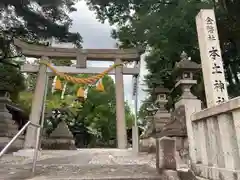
[1,164,162,180]
[0,149,163,180]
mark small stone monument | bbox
[157,136,177,172]
[42,120,76,150]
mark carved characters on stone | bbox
[196,10,229,107]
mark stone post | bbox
[23,56,49,151]
[157,137,177,172]
[196,9,228,107]
[173,51,202,164]
[115,58,127,149]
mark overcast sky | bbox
[59,1,148,110]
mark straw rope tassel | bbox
[61,82,67,99]
[84,88,89,99]
[77,87,85,98]
[55,77,63,90]
[52,76,57,93]
[96,79,105,92]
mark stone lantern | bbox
[146,104,158,136]
[140,102,157,138]
[173,51,201,99]
[153,86,171,134]
[154,86,170,112]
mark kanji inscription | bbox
[196,9,228,107]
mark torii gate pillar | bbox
[115,58,128,149]
[24,57,48,149]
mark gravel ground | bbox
[0,149,159,180]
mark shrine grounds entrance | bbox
[14,39,142,151]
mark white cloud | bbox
[70,1,116,49]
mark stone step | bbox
[0,149,164,180]
[0,164,162,180]
[27,176,161,180]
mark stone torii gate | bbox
[14,39,141,150]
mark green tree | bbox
[86,0,240,106]
[19,73,134,147]
[0,0,82,48]
[0,63,25,101]
[17,91,33,114]
[0,0,82,101]
[71,75,134,145]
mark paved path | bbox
[0,149,161,180]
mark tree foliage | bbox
[19,73,134,147]
[86,0,240,111]
[0,63,25,101]
[0,0,82,101]
[0,0,82,47]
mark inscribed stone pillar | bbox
[196,9,228,107]
[24,57,49,149]
[157,137,177,171]
[115,58,127,149]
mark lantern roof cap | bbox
[175,51,201,70]
[172,51,201,79]
[154,87,170,94]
